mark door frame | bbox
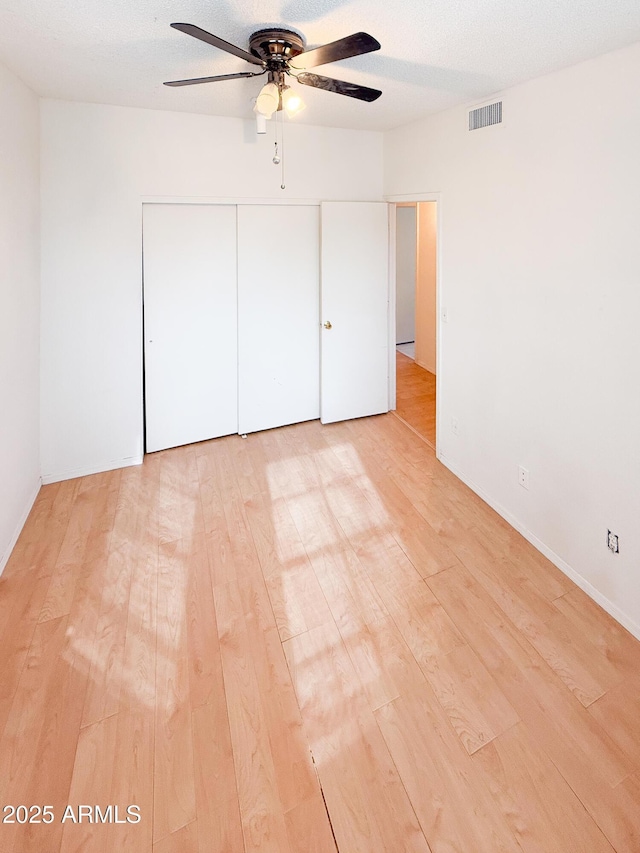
[386,192,442,456]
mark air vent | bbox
[468,101,502,131]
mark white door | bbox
[143,204,237,453]
[320,202,390,424]
[237,205,320,434]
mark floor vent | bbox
[469,101,502,131]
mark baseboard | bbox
[415,358,436,375]
[41,454,143,485]
[437,450,640,643]
[0,478,42,577]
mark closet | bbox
[143,201,389,454]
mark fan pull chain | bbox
[271,104,286,190]
[280,113,286,190]
[277,105,286,190]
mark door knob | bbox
[323,321,332,329]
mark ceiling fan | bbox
[164,24,382,113]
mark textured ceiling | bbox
[1,0,640,130]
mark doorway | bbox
[394,201,437,447]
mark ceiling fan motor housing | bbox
[249,29,306,67]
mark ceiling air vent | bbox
[468,100,502,131]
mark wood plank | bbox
[277,445,390,633]
[108,709,155,853]
[588,674,640,773]
[0,479,85,740]
[38,473,116,624]
[10,610,96,850]
[106,466,157,853]
[428,565,640,851]
[554,586,640,679]
[519,609,621,707]
[317,420,459,578]
[213,579,292,853]
[59,713,120,853]
[284,622,431,853]
[427,565,633,787]
[340,615,427,712]
[2,479,75,579]
[473,722,615,853]
[192,700,244,853]
[15,469,126,853]
[424,642,519,754]
[153,536,197,843]
[185,530,220,710]
[81,466,148,727]
[374,687,521,853]
[235,432,334,640]
[157,447,204,545]
[215,442,277,634]
[153,821,199,853]
[383,578,465,666]
[246,624,319,813]
[0,568,58,741]
[0,616,69,853]
[284,794,337,853]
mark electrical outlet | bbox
[451,416,459,436]
[441,307,449,323]
[518,465,529,490]
[607,530,619,553]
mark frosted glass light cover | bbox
[255,82,279,118]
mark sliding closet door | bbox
[143,204,237,453]
[320,201,390,424]
[237,205,320,434]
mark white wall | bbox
[0,61,40,574]
[415,202,437,374]
[395,205,416,344]
[385,40,640,637]
[40,101,384,482]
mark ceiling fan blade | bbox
[297,72,382,102]
[291,32,380,70]
[164,71,264,87]
[170,23,264,66]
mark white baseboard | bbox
[0,478,42,577]
[415,358,436,376]
[437,450,640,643]
[41,454,143,485]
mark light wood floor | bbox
[1,415,640,852]
[395,351,436,445]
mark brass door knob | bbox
[323,321,332,329]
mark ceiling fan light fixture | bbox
[282,86,305,116]
[255,81,280,118]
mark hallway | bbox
[394,350,436,446]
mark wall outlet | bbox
[607,530,619,553]
[518,465,529,489]
[451,416,459,436]
[442,307,449,323]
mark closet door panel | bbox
[143,204,238,453]
[320,201,390,424]
[237,205,320,434]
